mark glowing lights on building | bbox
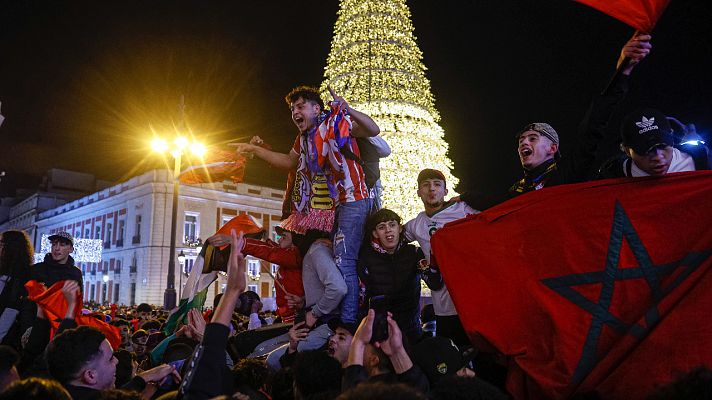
[34,234,103,264]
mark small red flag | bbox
[178,149,247,184]
[432,172,712,399]
[26,280,122,350]
[575,0,671,32]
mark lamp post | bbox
[151,136,206,310]
[178,250,186,299]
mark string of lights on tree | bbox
[321,0,459,221]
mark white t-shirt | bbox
[404,201,479,316]
[629,148,695,177]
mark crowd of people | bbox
[0,33,709,400]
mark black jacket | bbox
[177,323,233,399]
[31,254,83,288]
[358,242,435,341]
[64,376,147,400]
[0,262,34,348]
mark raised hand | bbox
[206,233,231,248]
[327,86,350,112]
[619,34,652,73]
[353,309,375,346]
[226,229,246,294]
[374,313,403,356]
[288,321,309,353]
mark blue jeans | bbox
[332,198,374,323]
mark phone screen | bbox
[369,295,389,343]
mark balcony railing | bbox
[116,239,124,247]
[103,242,111,249]
[132,235,141,244]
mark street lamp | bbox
[178,250,186,299]
[152,136,205,310]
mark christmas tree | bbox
[321,0,458,221]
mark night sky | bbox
[1,0,710,197]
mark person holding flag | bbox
[233,86,381,325]
[207,223,305,324]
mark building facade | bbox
[34,169,285,306]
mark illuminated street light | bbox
[191,142,207,158]
[152,138,168,153]
[151,97,206,310]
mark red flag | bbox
[431,171,712,399]
[575,0,671,32]
[178,149,247,184]
[26,281,122,350]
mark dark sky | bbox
[1,0,710,196]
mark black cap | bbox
[621,108,674,155]
[411,336,475,385]
[327,318,358,336]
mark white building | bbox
[33,169,285,306]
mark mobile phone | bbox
[369,295,389,343]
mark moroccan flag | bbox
[25,280,122,350]
[575,0,671,32]
[178,149,247,184]
[431,171,712,399]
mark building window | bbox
[248,259,260,277]
[85,228,90,239]
[118,220,125,241]
[114,284,120,303]
[183,257,196,274]
[271,264,278,275]
[184,213,199,243]
[130,283,136,306]
[106,222,112,244]
[248,284,258,293]
[90,285,95,302]
[132,215,142,244]
[95,226,101,239]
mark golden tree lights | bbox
[321,0,459,221]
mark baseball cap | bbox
[411,336,476,385]
[48,231,73,246]
[621,108,674,155]
[327,318,358,336]
[518,122,560,146]
[417,169,446,186]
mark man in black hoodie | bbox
[31,232,82,289]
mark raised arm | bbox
[328,87,380,138]
[230,137,299,170]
